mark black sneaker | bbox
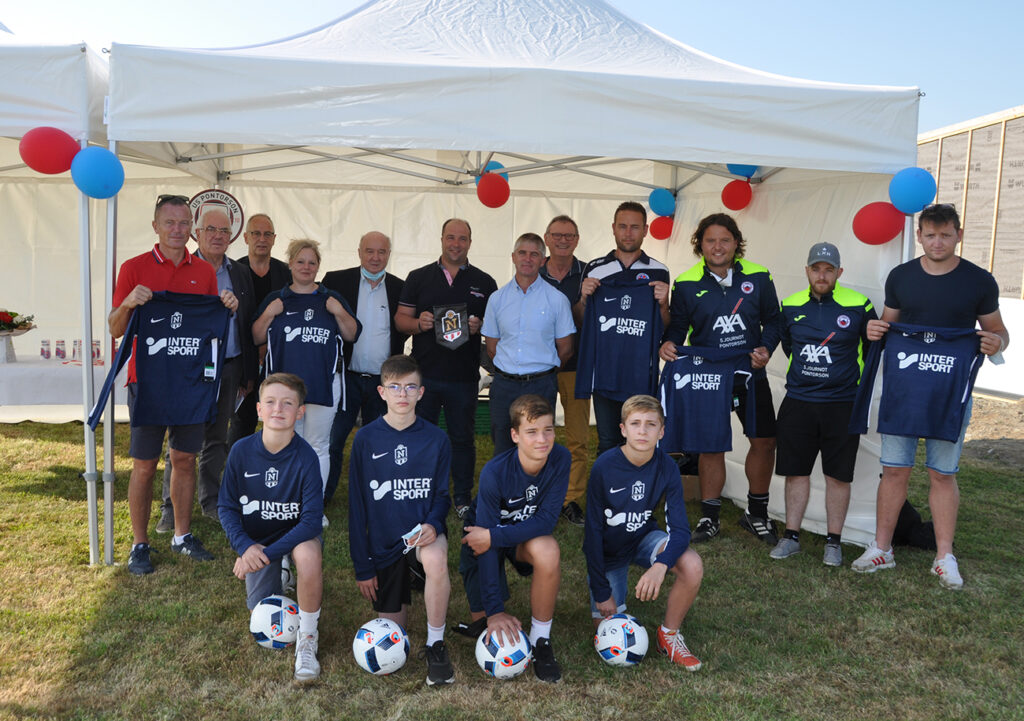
[421,640,455,686]
[690,517,720,543]
[739,511,778,545]
[170,533,215,561]
[560,501,584,527]
[128,543,154,575]
[532,637,561,683]
[453,618,487,639]
[455,504,471,519]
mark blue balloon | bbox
[727,164,758,178]
[474,160,509,185]
[71,147,125,199]
[888,167,937,215]
[648,188,676,217]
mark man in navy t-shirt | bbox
[852,203,1008,590]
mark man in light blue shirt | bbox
[482,233,575,455]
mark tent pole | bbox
[102,140,119,565]
[78,140,99,567]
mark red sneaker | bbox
[656,628,702,672]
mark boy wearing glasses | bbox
[348,354,455,685]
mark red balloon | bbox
[650,216,673,240]
[721,180,752,211]
[19,126,81,175]
[477,173,510,208]
[853,202,905,245]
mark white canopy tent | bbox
[5,0,921,553]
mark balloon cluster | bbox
[18,127,125,199]
[648,188,675,240]
[476,161,510,208]
[721,164,758,211]
[852,167,937,245]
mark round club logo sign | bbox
[189,189,244,243]
[741,281,754,294]
[836,314,851,329]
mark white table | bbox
[0,360,127,423]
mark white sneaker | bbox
[931,554,964,590]
[851,541,895,573]
[281,554,296,594]
[294,633,320,684]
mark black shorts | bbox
[733,374,777,439]
[775,397,860,483]
[373,551,429,614]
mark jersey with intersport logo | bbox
[575,276,665,401]
[780,284,877,402]
[347,416,451,580]
[218,431,324,562]
[262,286,358,406]
[658,345,756,453]
[583,447,690,604]
[663,257,783,375]
[850,323,983,442]
[89,291,229,429]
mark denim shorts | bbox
[588,528,668,618]
[880,398,972,476]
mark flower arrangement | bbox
[0,308,35,332]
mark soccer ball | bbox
[249,595,300,649]
[594,614,648,666]
[475,629,532,679]
[352,618,410,675]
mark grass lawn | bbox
[0,421,1022,721]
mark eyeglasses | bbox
[155,194,189,210]
[384,383,420,396]
[203,225,232,236]
[547,232,578,240]
[247,231,277,239]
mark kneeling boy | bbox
[584,395,704,671]
[218,373,325,684]
[459,394,570,683]
[348,355,454,686]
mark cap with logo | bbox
[807,242,840,268]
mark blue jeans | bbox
[592,392,625,456]
[325,371,387,503]
[488,372,558,456]
[418,377,479,507]
[588,528,668,618]
[880,398,973,476]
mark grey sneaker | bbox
[421,640,455,686]
[294,633,320,684]
[155,510,174,535]
[690,517,720,543]
[823,542,842,567]
[127,543,154,575]
[170,533,214,561]
[769,537,801,560]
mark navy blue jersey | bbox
[217,432,324,562]
[575,276,664,402]
[583,447,690,603]
[261,287,356,406]
[470,444,570,616]
[780,285,877,403]
[663,258,783,375]
[89,291,229,430]
[659,345,755,453]
[851,323,982,442]
[348,417,452,580]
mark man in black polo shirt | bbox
[395,218,498,516]
[539,214,590,526]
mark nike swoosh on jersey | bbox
[372,452,388,459]
[244,471,259,477]
[285,311,300,315]
[602,297,617,302]
[507,497,524,504]
[150,317,166,323]
[609,487,625,494]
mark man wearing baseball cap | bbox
[769,242,877,566]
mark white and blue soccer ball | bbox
[352,618,410,675]
[249,594,300,649]
[594,613,648,666]
[475,629,532,679]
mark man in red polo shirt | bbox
[109,194,239,575]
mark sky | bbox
[1,0,1020,133]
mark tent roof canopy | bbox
[107,0,919,179]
